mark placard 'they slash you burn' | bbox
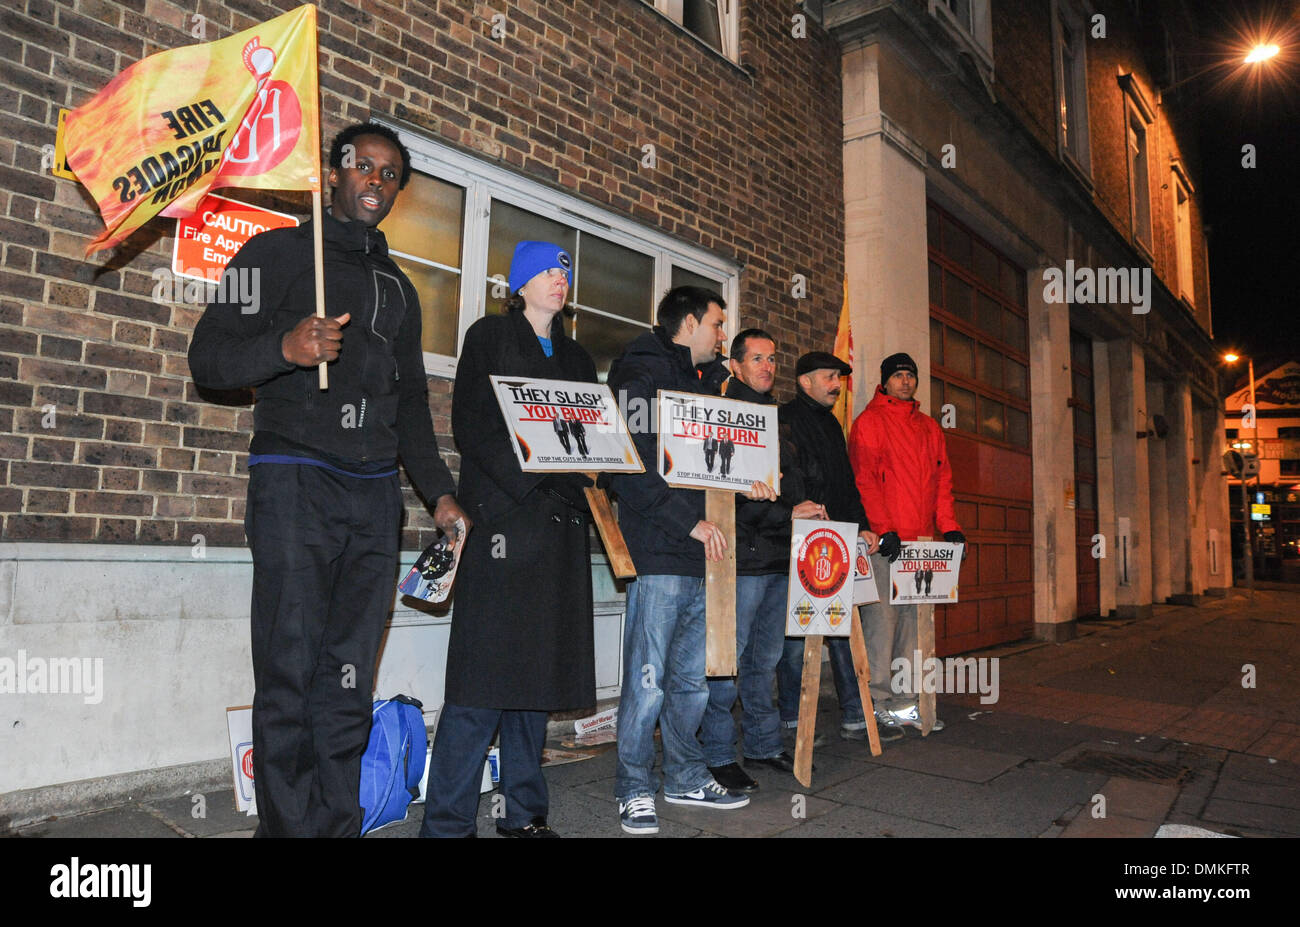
[657,390,780,493]
[490,376,643,473]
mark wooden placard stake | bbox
[583,473,635,580]
[916,535,936,735]
[849,606,882,756]
[704,488,737,677]
[793,634,823,788]
[311,189,328,389]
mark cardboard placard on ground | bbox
[226,706,256,815]
[888,541,964,604]
[657,390,779,493]
[489,376,643,472]
[786,518,857,637]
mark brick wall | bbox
[0,0,844,548]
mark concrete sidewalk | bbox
[9,587,1299,839]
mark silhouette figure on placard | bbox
[923,568,934,596]
[703,434,718,472]
[913,567,924,596]
[553,413,572,455]
[719,438,735,477]
[569,417,589,458]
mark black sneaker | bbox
[496,816,559,837]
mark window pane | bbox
[943,214,971,267]
[1070,334,1092,371]
[931,377,944,415]
[394,259,460,357]
[929,260,943,307]
[948,384,976,432]
[384,174,465,269]
[930,317,944,367]
[1003,308,1027,352]
[682,0,722,49]
[927,203,941,249]
[672,266,721,293]
[1073,407,1094,441]
[572,310,649,382]
[945,327,974,377]
[999,260,1019,303]
[1077,479,1095,510]
[487,200,576,286]
[1074,440,1096,477]
[977,293,1002,340]
[979,395,1005,439]
[1006,406,1029,447]
[977,343,1003,391]
[972,240,999,288]
[578,236,655,323]
[944,271,973,320]
[1072,370,1092,402]
[1005,359,1027,399]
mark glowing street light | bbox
[1244,43,1280,63]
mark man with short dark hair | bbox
[850,352,965,735]
[607,288,776,834]
[775,352,893,743]
[699,330,821,791]
[189,122,468,836]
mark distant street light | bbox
[1244,43,1280,63]
[1224,352,1258,599]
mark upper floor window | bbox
[643,0,740,62]
[383,127,739,381]
[930,0,993,61]
[1171,164,1195,303]
[1054,1,1092,176]
[1119,74,1155,254]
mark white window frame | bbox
[1118,74,1155,257]
[1051,0,1093,179]
[643,0,740,63]
[1170,160,1195,304]
[380,122,740,380]
[929,0,994,70]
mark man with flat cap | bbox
[774,351,893,743]
[849,352,966,736]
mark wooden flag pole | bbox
[311,189,328,389]
[704,488,737,677]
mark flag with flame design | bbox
[64,4,319,254]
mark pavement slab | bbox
[14,806,183,839]
[774,802,961,838]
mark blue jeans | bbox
[777,634,865,728]
[701,573,786,765]
[615,574,711,799]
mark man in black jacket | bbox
[189,123,467,837]
[775,352,896,743]
[608,287,775,834]
[700,330,826,791]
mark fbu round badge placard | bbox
[797,528,850,598]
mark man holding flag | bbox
[188,122,469,836]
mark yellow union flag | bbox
[65,4,320,254]
[831,279,854,440]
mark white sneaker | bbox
[886,704,945,732]
[664,778,750,809]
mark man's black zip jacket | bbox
[188,212,455,503]
[779,388,870,532]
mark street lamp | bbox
[1224,352,1258,598]
[1159,39,1283,99]
[1244,43,1280,64]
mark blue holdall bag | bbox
[359,694,428,835]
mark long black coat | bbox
[443,308,597,710]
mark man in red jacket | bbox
[849,352,966,734]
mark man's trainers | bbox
[619,795,659,834]
[884,703,945,732]
[664,778,750,810]
[850,719,903,743]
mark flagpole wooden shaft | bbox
[312,190,328,390]
[916,535,936,735]
[704,489,737,677]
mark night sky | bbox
[1192,0,1300,383]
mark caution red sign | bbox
[172,192,297,281]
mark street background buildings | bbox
[0,0,1249,812]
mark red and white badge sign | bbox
[786,519,857,637]
[172,192,297,282]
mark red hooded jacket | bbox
[848,386,961,541]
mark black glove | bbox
[878,531,902,563]
[539,473,593,513]
[943,530,968,560]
